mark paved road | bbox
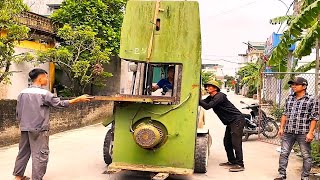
[0,91,304,180]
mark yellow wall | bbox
[15,41,55,90]
[1,30,55,91]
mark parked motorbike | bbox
[240,101,279,141]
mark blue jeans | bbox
[278,133,312,178]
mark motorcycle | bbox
[240,101,279,141]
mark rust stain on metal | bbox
[107,162,193,175]
[192,84,199,89]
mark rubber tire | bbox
[242,132,249,142]
[242,123,249,142]
[103,129,113,165]
[262,119,279,139]
[194,134,209,173]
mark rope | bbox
[143,93,192,116]
[130,105,143,132]
[146,0,161,61]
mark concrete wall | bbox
[0,100,113,147]
[92,57,122,95]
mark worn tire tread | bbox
[194,134,209,173]
[103,129,113,165]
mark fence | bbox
[258,72,317,145]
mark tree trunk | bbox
[0,60,11,84]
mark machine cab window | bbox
[119,60,182,104]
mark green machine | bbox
[100,0,210,178]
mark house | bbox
[238,53,248,68]
[23,0,63,16]
[202,64,223,74]
[0,12,56,99]
[246,41,265,63]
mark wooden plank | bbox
[106,167,122,174]
[108,162,193,175]
[152,173,169,180]
[93,95,175,103]
[147,0,161,61]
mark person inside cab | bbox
[152,66,175,95]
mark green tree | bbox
[0,0,29,84]
[269,0,320,70]
[36,0,126,96]
[224,75,235,88]
[37,25,112,96]
[51,0,126,55]
[237,62,264,97]
[201,71,215,84]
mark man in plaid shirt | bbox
[275,77,319,180]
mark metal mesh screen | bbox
[258,72,317,145]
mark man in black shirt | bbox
[199,80,245,172]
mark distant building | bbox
[202,64,224,80]
[238,54,248,67]
[246,41,265,63]
[24,0,63,16]
[237,41,265,67]
[202,64,222,73]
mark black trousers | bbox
[224,118,245,167]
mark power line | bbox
[202,54,239,58]
[210,1,258,18]
[278,0,289,9]
[202,58,241,64]
[277,0,295,33]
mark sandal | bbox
[21,176,30,180]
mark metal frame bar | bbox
[173,65,182,102]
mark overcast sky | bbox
[198,0,293,75]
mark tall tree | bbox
[36,0,126,96]
[269,0,320,70]
[237,61,264,97]
[224,75,235,88]
[201,71,215,84]
[51,0,126,55]
[0,0,29,84]
[37,25,112,96]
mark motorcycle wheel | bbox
[262,118,279,139]
[242,132,249,142]
[242,124,250,142]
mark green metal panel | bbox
[114,0,201,171]
[120,0,201,64]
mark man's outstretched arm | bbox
[199,93,223,110]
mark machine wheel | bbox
[262,118,279,139]
[194,134,209,173]
[103,129,114,165]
